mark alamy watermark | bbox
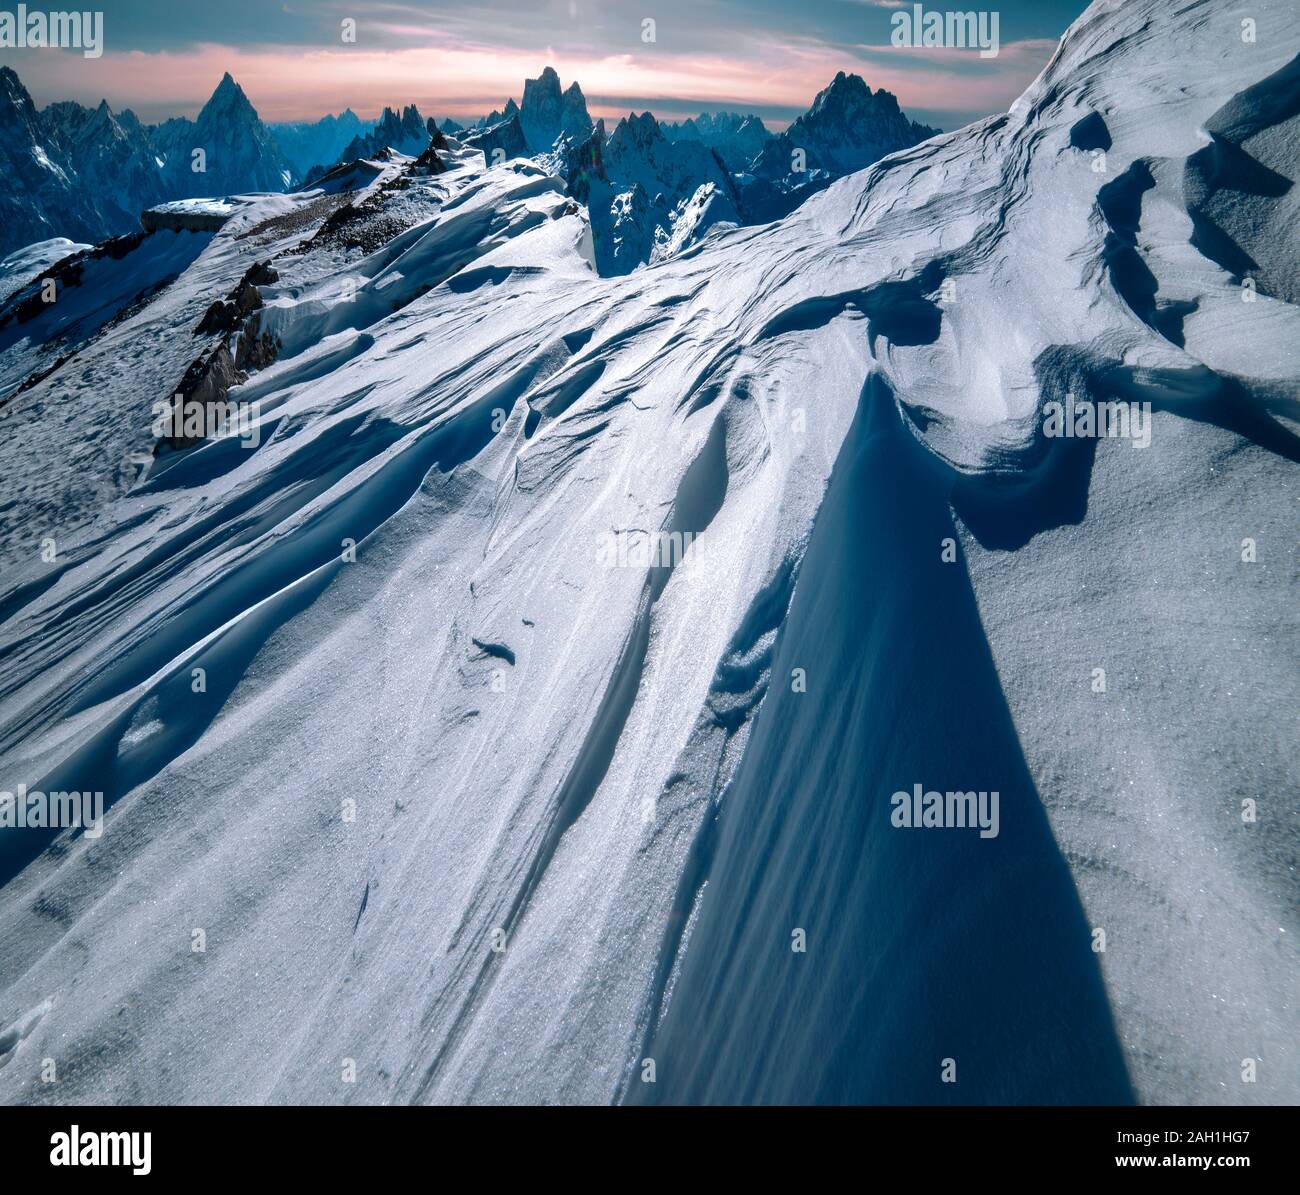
[152,397,262,448]
[1042,393,1152,448]
[0,6,102,57]
[596,529,703,570]
[891,783,1000,838]
[50,1126,151,1175]
[0,783,104,838]
[891,5,1000,58]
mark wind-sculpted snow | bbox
[0,0,1295,1105]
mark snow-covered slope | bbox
[0,228,215,401]
[0,0,1295,1106]
[0,239,90,305]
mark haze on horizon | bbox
[0,0,1086,132]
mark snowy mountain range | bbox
[570,110,741,274]
[1,60,933,270]
[306,104,433,182]
[0,0,1295,1108]
[269,109,374,180]
[662,110,774,171]
[450,67,935,271]
[0,68,293,256]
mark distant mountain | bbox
[0,67,294,257]
[303,104,431,181]
[0,60,939,269]
[741,72,940,221]
[151,73,293,198]
[660,79,935,189]
[461,113,529,165]
[458,65,938,273]
[0,68,156,254]
[271,109,372,180]
[518,66,592,152]
[349,103,430,158]
[556,70,937,266]
[662,111,773,171]
[574,111,741,274]
[455,73,720,272]
[40,100,164,234]
[781,71,939,175]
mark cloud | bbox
[5,32,1056,128]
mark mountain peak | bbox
[813,70,871,109]
[212,71,242,102]
[1,64,32,104]
[784,70,936,176]
[517,66,591,152]
[198,72,258,126]
[608,110,665,155]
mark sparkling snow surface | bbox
[0,0,1295,1104]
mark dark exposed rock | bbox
[337,104,430,163]
[781,71,940,175]
[193,261,278,336]
[165,258,282,447]
[564,121,607,204]
[412,142,447,176]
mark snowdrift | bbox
[0,0,1295,1105]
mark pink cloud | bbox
[7,35,1056,126]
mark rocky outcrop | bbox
[163,266,280,449]
[193,261,278,336]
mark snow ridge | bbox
[0,0,1295,1107]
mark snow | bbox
[145,198,242,217]
[0,0,1295,1106]
[0,229,214,400]
[0,237,89,304]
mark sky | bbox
[1,0,1089,131]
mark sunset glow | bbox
[7,29,1058,130]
